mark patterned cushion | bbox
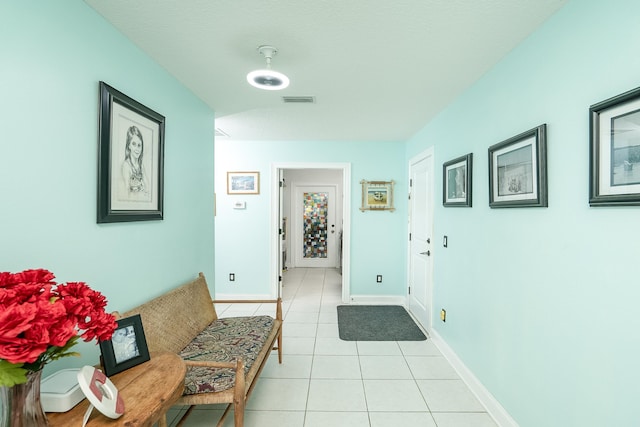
[179,316,275,394]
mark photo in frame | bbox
[488,124,548,208]
[443,153,473,207]
[360,180,395,211]
[99,314,150,377]
[227,171,260,194]
[97,82,165,223]
[590,86,640,206]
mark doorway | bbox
[407,147,434,331]
[270,163,351,302]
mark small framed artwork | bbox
[360,180,395,211]
[227,171,260,194]
[97,82,165,223]
[99,314,150,376]
[443,153,473,207]
[488,124,548,208]
[590,86,640,206]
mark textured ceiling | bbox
[85,0,567,142]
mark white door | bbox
[294,185,337,268]
[408,148,434,331]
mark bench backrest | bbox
[122,272,217,354]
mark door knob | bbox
[427,238,431,244]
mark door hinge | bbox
[408,286,411,295]
[279,275,282,282]
[410,179,413,187]
[409,233,412,241]
[279,228,283,235]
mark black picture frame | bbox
[443,153,473,207]
[99,314,150,376]
[97,82,165,223]
[590,86,640,206]
[488,124,548,208]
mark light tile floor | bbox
[166,268,497,427]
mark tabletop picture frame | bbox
[590,86,640,206]
[97,82,165,223]
[99,314,150,376]
[360,180,395,211]
[443,153,472,207]
[489,124,548,208]
[227,171,260,194]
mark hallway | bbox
[168,268,496,427]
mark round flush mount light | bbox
[246,45,290,91]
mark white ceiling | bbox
[85,0,567,142]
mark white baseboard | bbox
[347,295,407,305]
[430,329,519,427]
[214,293,273,300]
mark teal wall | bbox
[407,0,640,425]
[1,1,215,372]
[214,140,406,297]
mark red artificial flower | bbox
[0,337,49,365]
[0,304,38,340]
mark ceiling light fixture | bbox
[246,45,290,91]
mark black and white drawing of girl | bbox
[120,125,150,200]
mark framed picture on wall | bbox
[443,153,472,207]
[97,82,165,223]
[227,171,260,194]
[590,86,640,206]
[360,180,395,211]
[488,124,548,208]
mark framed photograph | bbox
[99,314,150,376]
[590,86,640,206]
[97,82,165,223]
[227,171,260,194]
[360,180,395,211]
[489,124,548,208]
[443,153,473,207]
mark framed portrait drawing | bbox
[99,314,150,376]
[227,171,260,194]
[488,124,548,208]
[360,180,395,211]
[97,82,165,223]
[590,86,640,206]
[443,153,472,207]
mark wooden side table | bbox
[48,352,185,427]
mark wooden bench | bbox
[120,272,283,427]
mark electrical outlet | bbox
[440,309,446,322]
[376,275,383,283]
[229,273,235,282]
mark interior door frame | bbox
[407,147,435,333]
[270,162,351,302]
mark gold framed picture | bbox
[360,180,395,212]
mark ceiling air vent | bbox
[215,128,229,137]
[282,96,315,104]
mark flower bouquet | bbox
[0,269,117,387]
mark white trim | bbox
[430,329,519,427]
[271,162,351,303]
[214,293,272,300]
[347,295,406,306]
